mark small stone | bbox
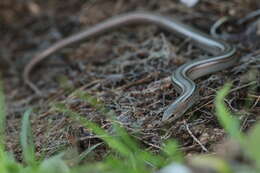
[159,163,192,173]
[180,0,199,7]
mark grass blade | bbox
[53,103,132,157]
[78,142,103,162]
[215,84,244,143]
[20,109,36,166]
[0,80,6,156]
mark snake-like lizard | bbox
[23,12,237,122]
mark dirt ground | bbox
[1,0,259,161]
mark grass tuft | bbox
[0,80,260,173]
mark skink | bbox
[23,12,237,122]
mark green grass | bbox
[0,81,259,173]
[0,84,182,173]
[53,90,183,173]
